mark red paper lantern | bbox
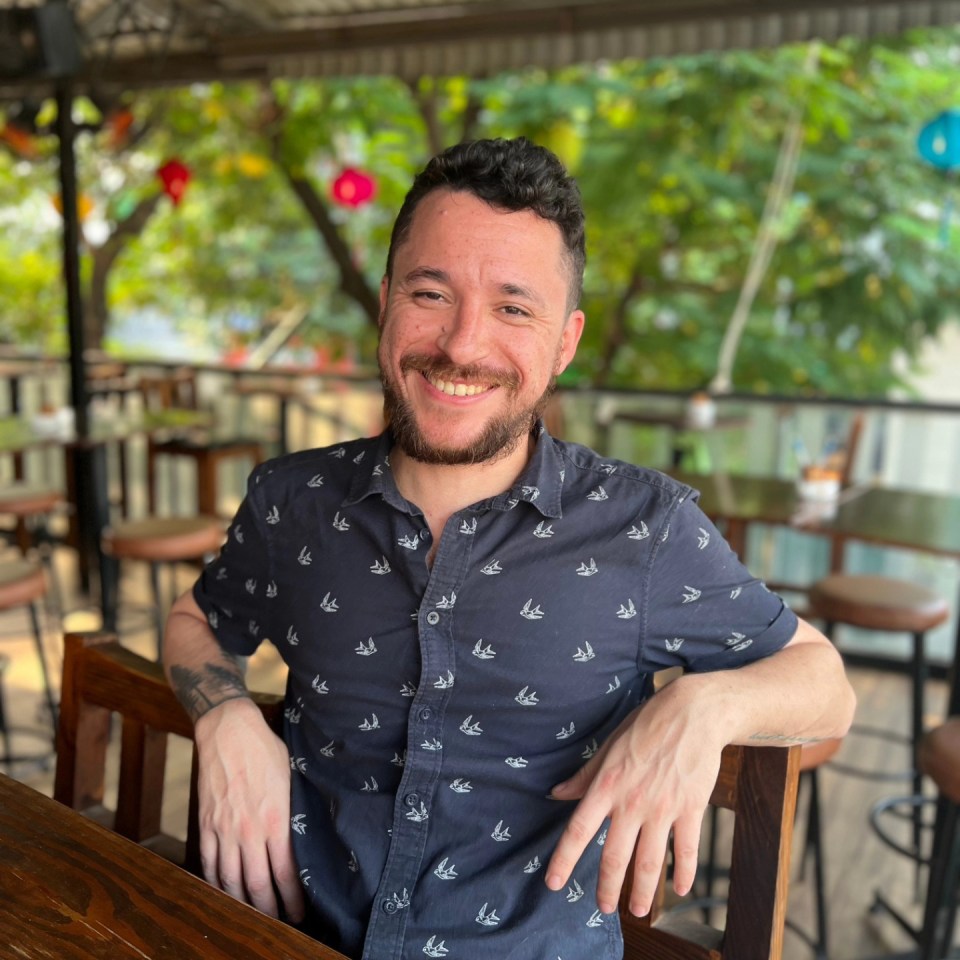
[331,167,376,208]
[157,158,191,206]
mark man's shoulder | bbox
[551,437,694,502]
[249,434,384,498]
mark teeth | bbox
[429,377,487,397]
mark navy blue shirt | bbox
[193,424,797,960]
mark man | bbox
[164,137,855,960]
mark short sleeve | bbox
[192,473,272,658]
[640,493,797,674]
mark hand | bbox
[545,681,724,918]
[194,697,305,923]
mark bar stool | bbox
[808,575,949,787]
[792,738,844,960]
[809,573,949,910]
[0,484,64,612]
[915,717,960,958]
[0,559,58,764]
[102,516,225,657]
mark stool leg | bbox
[919,798,960,960]
[911,630,927,897]
[807,769,829,960]
[149,562,165,661]
[702,803,720,925]
[0,665,12,765]
[27,601,58,736]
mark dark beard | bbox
[380,353,555,466]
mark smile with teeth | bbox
[426,374,492,397]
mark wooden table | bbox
[676,471,960,697]
[0,773,347,959]
[599,408,749,470]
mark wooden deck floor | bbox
[1,549,954,960]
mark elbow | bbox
[831,671,857,740]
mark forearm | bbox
[163,589,251,724]
[667,618,856,748]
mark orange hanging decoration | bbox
[157,158,191,206]
[331,167,376,208]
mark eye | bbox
[412,290,447,305]
[500,304,532,320]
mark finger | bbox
[241,844,280,919]
[545,799,608,892]
[625,821,672,918]
[217,842,249,907]
[670,810,704,898]
[268,833,306,923]
[592,816,640,915]
[199,829,220,890]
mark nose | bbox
[436,300,490,364]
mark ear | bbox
[378,276,389,329]
[554,310,585,376]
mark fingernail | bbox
[546,873,563,891]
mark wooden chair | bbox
[55,632,800,958]
[139,367,264,518]
[620,742,801,960]
[53,631,282,871]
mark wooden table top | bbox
[0,409,213,453]
[0,774,347,960]
[674,472,960,560]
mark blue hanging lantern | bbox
[917,110,960,245]
[918,110,960,170]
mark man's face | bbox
[378,189,584,465]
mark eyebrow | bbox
[401,267,546,308]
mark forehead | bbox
[396,189,571,293]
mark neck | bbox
[391,434,535,542]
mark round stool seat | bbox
[0,485,63,516]
[0,560,46,608]
[799,737,843,772]
[809,574,949,633]
[103,516,224,563]
[919,717,960,803]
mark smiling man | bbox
[164,137,855,960]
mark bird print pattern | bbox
[192,425,798,960]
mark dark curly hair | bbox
[386,137,586,309]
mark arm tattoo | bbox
[170,657,249,723]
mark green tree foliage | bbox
[0,27,957,395]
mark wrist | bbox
[194,693,259,742]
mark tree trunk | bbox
[83,193,163,348]
[596,264,646,388]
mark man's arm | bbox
[546,617,855,917]
[163,589,305,923]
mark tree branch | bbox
[259,84,380,325]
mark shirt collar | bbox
[343,421,563,519]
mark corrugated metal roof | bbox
[2,0,959,97]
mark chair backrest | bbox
[138,367,199,414]
[53,631,283,872]
[619,742,801,960]
[55,632,799,958]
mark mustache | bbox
[399,354,521,391]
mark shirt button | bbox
[421,529,431,539]
[382,899,399,915]
[426,611,440,625]
[405,793,420,806]
[419,707,433,721]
